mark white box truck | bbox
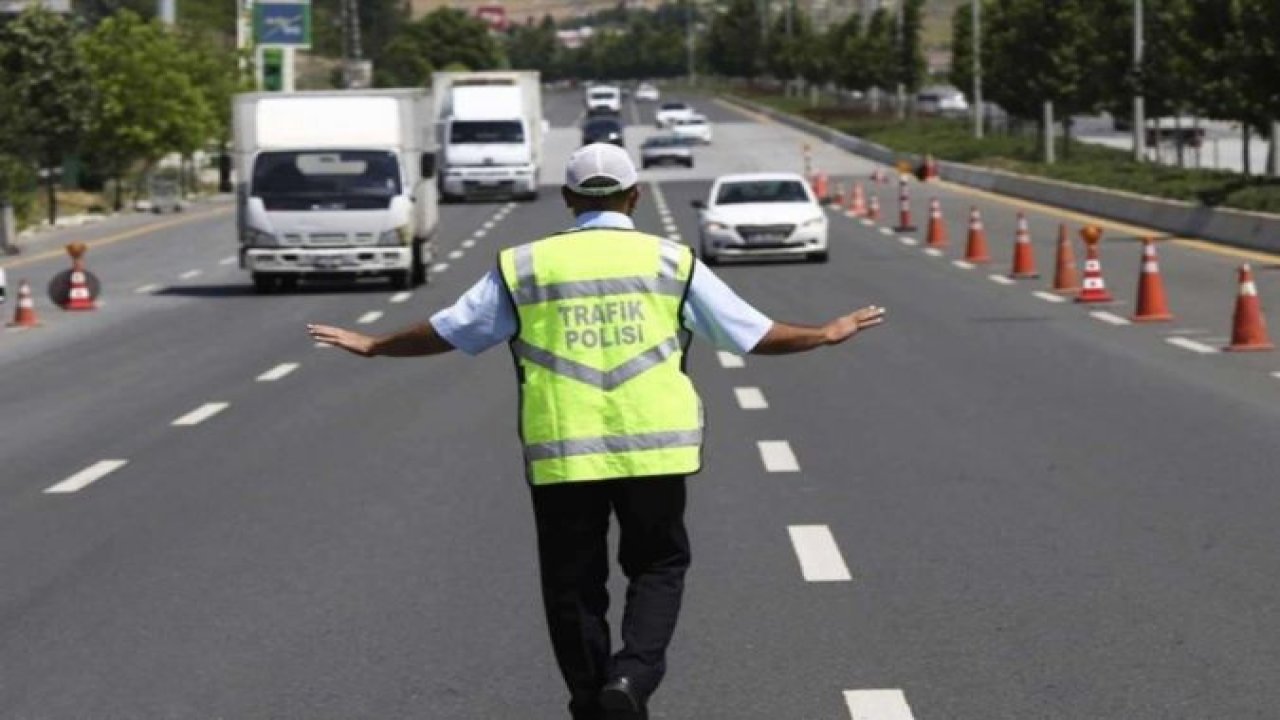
[233,89,439,293]
[432,71,543,202]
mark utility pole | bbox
[972,0,983,138]
[158,0,175,24]
[1133,0,1146,162]
[686,0,696,85]
[895,0,905,120]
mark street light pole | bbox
[1133,0,1146,162]
[686,0,696,85]
[972,0,983,138]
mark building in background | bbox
[0,0,70,12]
[409,0,664,24]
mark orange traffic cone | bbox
[814,172,829,203]
[1052,224,1080,293]
[925,199,947,247]
[64,268,96,311]
[894,176,916,232]
[7,279,40,327]
[867,194,881,221]
[870,167,882,185]
[1009,213,1038,278]
[847,183,867,217]
[963,207,991,263]
[832,181,845,207]
[1132,238,1173,322]
[1225,264,1273,351]
[1075,227,1113,303]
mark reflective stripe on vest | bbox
[500,229,703,485]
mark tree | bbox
[79,11,204,209]
[948,2,976,102]
[374,8,503,87]
[894,0,926,93]
[0,8,94,224]
[507,15,559,77]
[706,0,764,79]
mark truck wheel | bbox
[278,275,299,292]
[411,242,428,287]
[391,270,412,290]
[252,273,276,294]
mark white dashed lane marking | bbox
[716,351,745,368]
[1033,291,1067,303]
[462,239,476,249]
[135,284,162,294]
[1166,337,1219,354]
[390,291,412,304]
[219,256,237,265]
[179,269,203,280]
[314,341,332,349]
[434,262,451,272]
[483,220,496,230]
[474,229,488,238]
[45,460,128,494]
[899,236,918,246]
[844,689,916,720]
[448,250,464,260]
[758,440,799,473]
[878,227,894,236]
[256,363,299,382]
[787,525,851,582]
[1090,310,1131,326]
[988,274,1015,285]
[172,402,229,427]
[923,248,943,257]
[860,219,874,226]
[952,260,975,270]
[733,387,768,410]
[357,311,383,324]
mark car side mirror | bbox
[691,200,706,210]
[421,152,437,179]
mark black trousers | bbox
[530,475,691,720]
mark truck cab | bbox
[434,72,544,202]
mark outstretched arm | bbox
[750,305,886,355]
[307,321,456,358]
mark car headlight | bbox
[379,226,409,246]
[243,227,278,247]
[801,216,826,229]
[704,221,731,233]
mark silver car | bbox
[640,135,695,169]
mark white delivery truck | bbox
[233,89,439,293]
[432,71,543,202]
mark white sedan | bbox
[655,101,694,128]
[635,83,660,102]
[693,173,829,264]
[671,114,712,144]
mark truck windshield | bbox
[251,150,401,210]
[450,121,524,144]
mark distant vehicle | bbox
[640,134,694,169]
[585,85,622,113]
[432,71,544,202]
[655,101,695,128]
[581,116,625,147]
[635,83,660,102]
[147,175,184,214]
[670,114,712,144]
[916,86,969,117]
[232,89,440,293]
[692,172,828,264]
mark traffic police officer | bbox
[308,143,886,720]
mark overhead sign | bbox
[254,0,312,48]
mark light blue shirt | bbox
[430,211,774,355]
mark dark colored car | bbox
[582,117,625,147]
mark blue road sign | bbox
[254,2,311,48]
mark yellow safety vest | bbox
[498,228,703,485]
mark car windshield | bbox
[676,118,706,126]
[252,150,401,210]
[714,180,809,205]
[450,120,524,144]
[660,103,688,111]
[644,135,687,147]
[590,90,617,100]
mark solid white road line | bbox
[172,402,229,427]
[179,269,203,279]
[787,525,851,582]
[878,227,894,236]
[734,387,768,410]
[462,239,476,249]
[1090,310,1131,326]
[923,248,943,257]
[134,283,162,294]
[899,236,918,246]
[716,351,745,368]
[988,274,1015,285]
[389,291,412,304]
[952,260,975,270]
[45,460,128,494]
[1166,337,1220,354]
[758,440,799,472]
[448,250,464,260]
[844,689,915,720]
[1033,291,1067,303]
[219,256,237,265]
[357,310,383,324]
[256,363,299,382]
[434,262,451,272]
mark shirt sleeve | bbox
[681,260,774,354]
[428,269,517,356]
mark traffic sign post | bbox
[253,0,311,48]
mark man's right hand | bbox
[307,324,377,357]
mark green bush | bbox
[737,93,1280,215]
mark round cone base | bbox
[1132,313,1173,323]
[1075,293,1114,304]
[1225,342,1275,352]
[1010,271,1040,279]
[896,225,917,232]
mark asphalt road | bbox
[3,89,1280,719]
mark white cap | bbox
[564,143,638,196]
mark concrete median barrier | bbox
[724,95,1280,256]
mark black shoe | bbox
[599,677,647,720]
